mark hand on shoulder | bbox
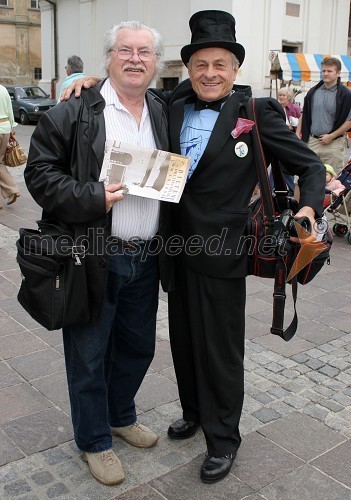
[60,76,102,100]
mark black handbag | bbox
[246,98,332,341]
[16,221,90,330]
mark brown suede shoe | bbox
[82,449,125,485]
[111,422,158,448]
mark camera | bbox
[278,209,311,236]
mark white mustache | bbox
[123,65,146,73]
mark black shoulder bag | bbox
[246,98,332,341]
[16,97,94,331]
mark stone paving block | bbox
[135,373,179,412]
[303,404,329,422]
[252,408,281,423]
[305,358,325,369]
[311,440,351,488]
[243,395,264,414]
[240,414,262,435]
[245,296,269,314]
[0,464,19,484]
[268,387,290,399]
[113,483,166,499]
[319,365,340,377]
[294,364,311,374]
[149,340,173,372]
[283,394,310,410]
[246,340,266,353]
[3,478,32,497]
[0,313,26,337]
[264,362,283,373]
[258,412,346,461]
[289,299,335,321]
[317,311,351,334]
[156,318,169,341]
[1,408,73,455]
[337,372,351,385]
[306,371,329,384]
[233,431,303,491]
[0,383,51,424]
[268,401,295,415]
[149,455,254,500]
[0,361,24,389]
[298,318,344,346]
[31,372,69,409]
[7,348,65,381]
[0,331,48,360]
[0,277,19,301]
[259,464,351,500]
[314,385,335,397]
[311,290,351,310]
[281,369,300,379]
[31,327,63,348]
[46,482,70,498]
[0,429,25,466]
[290,353,310,363]
[253,334,315,357]
[301,389,325,404]
[159,366,176,384]
[252,392,273,404]
[283,377,316,394]
[245,316,271,339]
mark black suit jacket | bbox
[157,80,325,290]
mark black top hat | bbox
[181,10,245,66]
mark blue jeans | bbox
[62,243,159,453]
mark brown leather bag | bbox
[4,136,27,167]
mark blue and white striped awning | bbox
[273,53,351,82]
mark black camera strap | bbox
[247,97,299,341]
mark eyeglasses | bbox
[109,48,156,62]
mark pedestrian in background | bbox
[58,55,86,99]
[297,57,351,174]
[0,84,20,208]
[270,86,302,195]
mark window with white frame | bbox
[31,0,40,8]
[0,0,9,7]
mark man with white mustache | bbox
[24,21,169,486]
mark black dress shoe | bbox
[200,453,236,483]
[167,418,200,440]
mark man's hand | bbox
[318,134,333,145]
[105,183,127,213]
[294,205,316,238]
[60,76,102,100]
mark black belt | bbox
[109,237,146,249]
[310,133,343,140]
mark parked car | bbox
[5,85,57,125]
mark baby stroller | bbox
[323,160,351,244]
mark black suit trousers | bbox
[168,262,246,457]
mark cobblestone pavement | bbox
[0,126,350,499]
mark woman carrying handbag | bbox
[0,84,20,208]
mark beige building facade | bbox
[38,0,351,99]
[0,0,41,85]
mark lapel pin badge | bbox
[234,141,248,158]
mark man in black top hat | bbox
[61,10,325,484]
[161,9,324,484]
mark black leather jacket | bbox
[25,82,169,322]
